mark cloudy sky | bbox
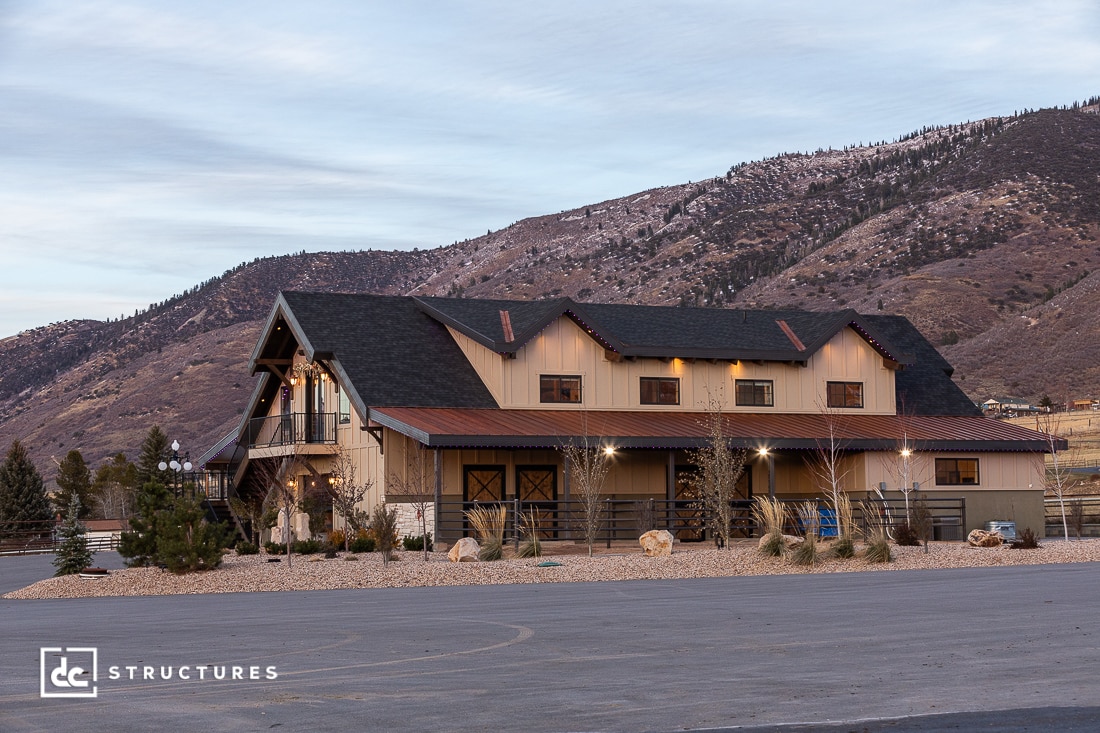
[1,1,1097,337]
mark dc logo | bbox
[40,647,98,698]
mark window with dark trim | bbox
[935,458,979,485]
[640,377,680,405]
[826,381,863,408]
[540,375,582,403]
[337,384,351,424]
[735,379,774,407]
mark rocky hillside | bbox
[3,101,1099,485]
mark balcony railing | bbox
[248,412,337,449]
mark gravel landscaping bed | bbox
[7,538,1100,600]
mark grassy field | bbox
[1007,412,1100,494]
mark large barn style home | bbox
[224,291,1060,546]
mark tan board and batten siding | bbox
[448,319,896,414]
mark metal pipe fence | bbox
[434,496,967,546]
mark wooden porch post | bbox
[562,454,571,540]
[433,448,442,546]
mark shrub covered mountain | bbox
[3,102,1099,484]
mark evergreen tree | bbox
[54,450,93,518]
[155,496,231,574]
[118,479,172,567]
[0,440,53,534]
[53,496,94,576]
[136,426,171,489]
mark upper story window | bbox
[826,381,863,408]
[935,458,979,485]
[337,384,351,424]
[735,379,774,407]
[540,375,582,403]
[640,377,680,405]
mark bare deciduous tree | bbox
[387,442,433,561]
[327,447,372,551]
[688,399,748,549]
[249,456,303,568]
[561,434,611,558]
[1037,413,1076,541]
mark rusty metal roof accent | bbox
[369,407,1062,453]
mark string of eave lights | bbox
[847,320,899,362]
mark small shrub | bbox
[328,529,346,549]
[372,503,399,566]
[348,536,375,553]
[235,540,259,555]
[893,522,921,546]
[264,541,286,555]
[1010,527,1041,549]
[291,539,323,555]
[402,532,433,552]
[323,543,338,559]
[517,511,542,558]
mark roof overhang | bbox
[368,407,1064,453]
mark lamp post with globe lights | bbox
[158,440,193,496]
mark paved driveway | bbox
[2,558,1099,732]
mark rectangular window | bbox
[337,384,351,424]
[935,458,979,485]
[735,379,774,407]
[640,377,680,405]
[826,381,864,408]
[540,375,582,403]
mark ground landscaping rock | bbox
[639,529,674,557]
[968,529,1004,547]
[448,537,480,562]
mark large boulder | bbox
[639,529,674,557]
[448,536,481,562]
[967,529,1004,547]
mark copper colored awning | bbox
[368,407,1061,452]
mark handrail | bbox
[247,412,337,448]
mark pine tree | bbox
[136,426,171,488]
[53,496,94,576]
[0,440,53,535]
[155,496,231,574]
[54,449,93,518]
[118,479,172,567]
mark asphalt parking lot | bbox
[2,554,1099,732]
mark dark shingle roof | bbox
[263,293,974,418]
[415,296,912,363]
[279,292,498,409]
[861,315,981,416]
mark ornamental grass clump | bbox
[790,501,822,566]
[466,504,507,561]
[516,510,543,559]
[830,493,858,560]
[752,496,787,558]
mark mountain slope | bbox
[2,103,1098,485]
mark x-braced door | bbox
[516,465,558,539]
